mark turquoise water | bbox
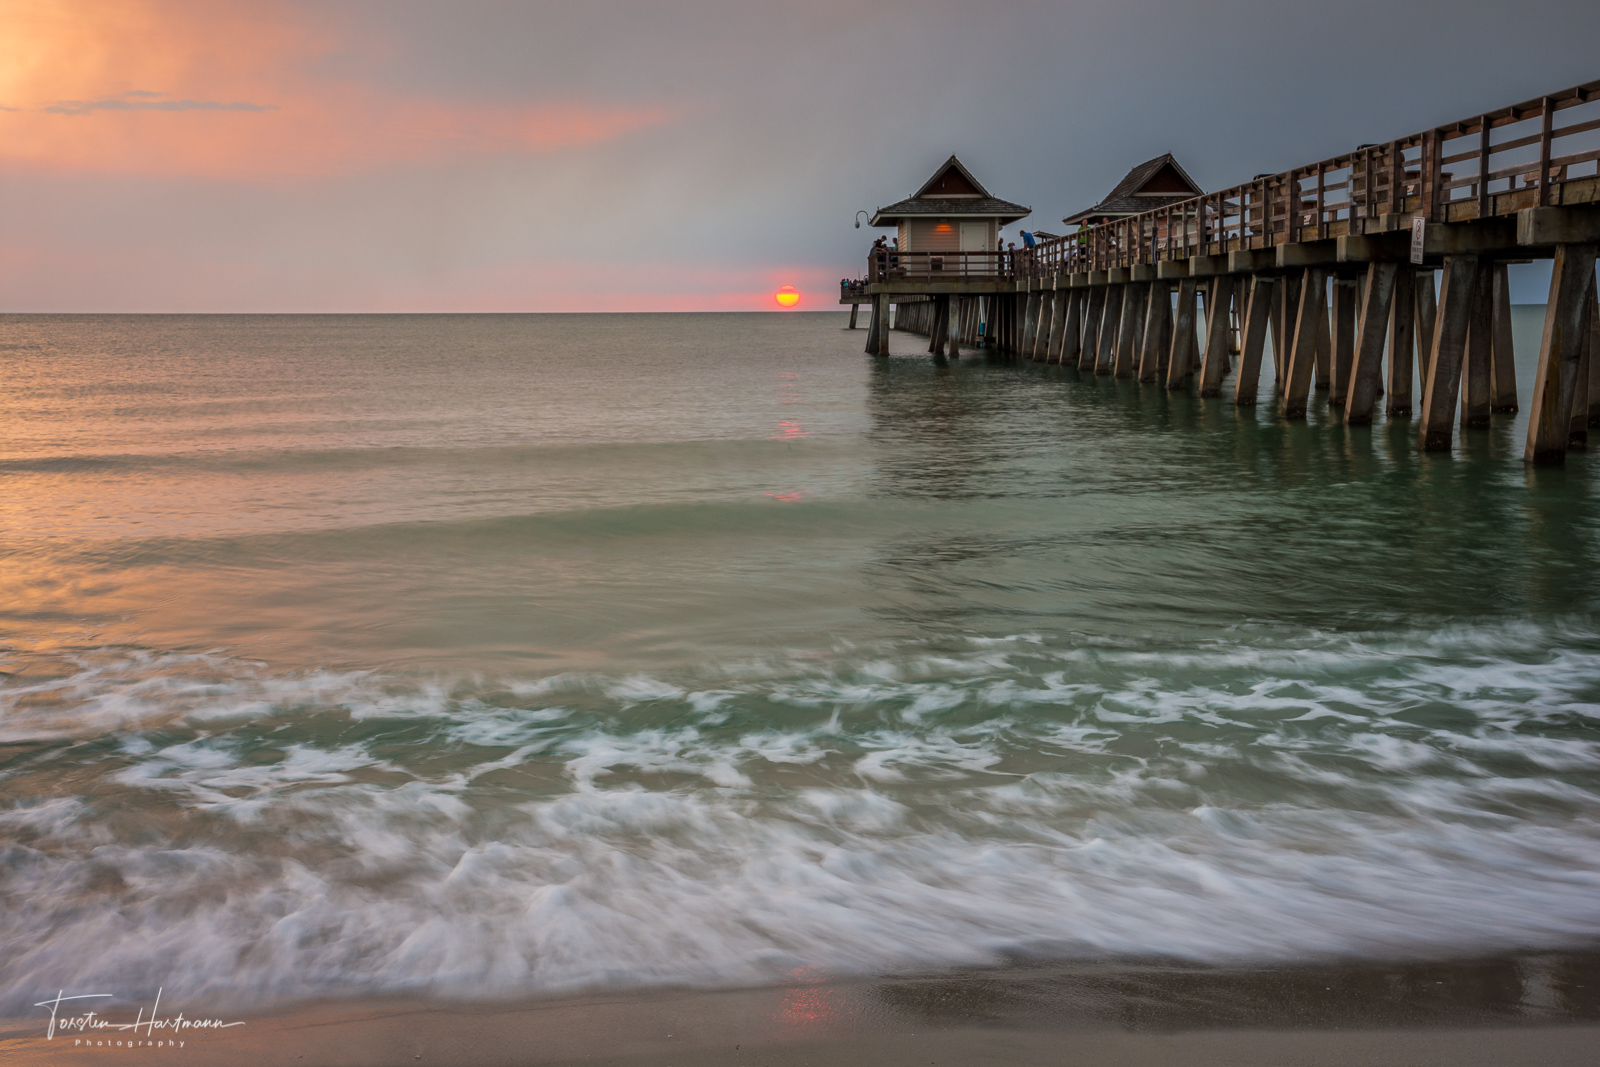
[2,310,1599,1013]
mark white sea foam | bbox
[2,623,1600,1012]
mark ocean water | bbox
[2,310,1599,1015]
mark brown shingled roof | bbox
[870,197,1031,225]
[870,155,1030,227]
[1062,154,1203,227]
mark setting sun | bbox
[774,285,799,308]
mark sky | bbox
[2,0,1596,312]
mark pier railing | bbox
[1018,78,1600,278]
[868,249,1015,282]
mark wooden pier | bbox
[850,78,1600,465]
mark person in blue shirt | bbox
[1021,229,1036,249]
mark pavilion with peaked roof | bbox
[1061,153,1203,229]
[870,156,1030,254]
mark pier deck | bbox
[850,78,1600,465]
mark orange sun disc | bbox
[775,286,800,307]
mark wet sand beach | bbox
[7,952,1600,1066]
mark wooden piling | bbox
[1232,275,1274,405]
[1080,288,1105,372]
[1314,279,1333,392]
[1329,279,1358,407]
[1589,284,1600,427]
[1033,290,1055,361]
[865,294,885,355]
[1114,283,1143,378]
[1044,291,1067,363]
[1417,256,1480,452]
[1415,271,1438,387]
[1129,284,1149,369]
[927,296,947,357]
[1461,263,1494,429]
[1061,290,1084,367]
[1570,285,1594,448]
[948,294,963,357]
[1107,290,1124,369]
[1345,262,1399,425]
[848,303,859,329]
[1228,293,1242,358]
[1386,276,1416,417]
[1268,278,1285,390]
[1282,267,1327,419]
[1097,286,1123,375]
[1167,279,1199,390]
[1272,272,1301,393]
[1030,287,1043,358]
[1198,274,1237,397]
[1490,263,1518,413]
[1222,281,1236,374]
[1139,281,1172,383]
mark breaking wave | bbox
[3,622,1600,1013]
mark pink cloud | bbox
[0,0,674,179]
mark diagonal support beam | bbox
[940,294,953,361]
[1345,262,1399,425]
[1045,291,1067,363]
[1079,288,1105,372]
[1232,275,1275,406]
[1060,290,1084,366]
[1097,285,1123,375]
[1417,256,1481,451]
[1139,281,1172,383]
[1572,283,1599,448]
[1329,279,1358,406]
[1282,268,1327,419]
[1589,284,1600,428]
[1114,283,1143,378]
[1167,279,1199,389]
[1525,243,1597,464]
[1198,275,1237,397]
[1030,291,1053,361]
[1385,271,1417,417]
